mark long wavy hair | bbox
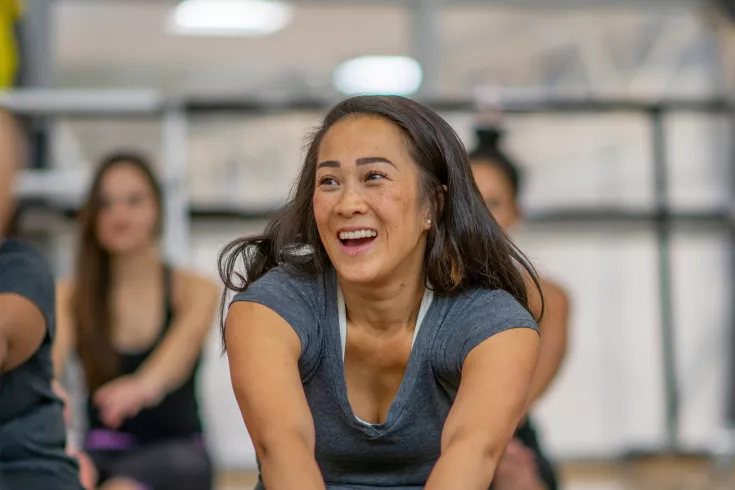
[218,95,542,348]
[73,153,163,392]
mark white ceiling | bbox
[51,0,721,98]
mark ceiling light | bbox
[168,0,293,37]
[333,56,423,96]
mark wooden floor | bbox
[216,457,735,490]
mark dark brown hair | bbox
[469,126,523,200]
[73,152,163,391]
[218,95,542,349]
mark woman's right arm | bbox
[225,300,325,490]
[53,280,76,379]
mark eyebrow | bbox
[317,156,396,169]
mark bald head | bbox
[0,109,25,239]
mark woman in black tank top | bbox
[469,123,571,490]
[53,153,219,490]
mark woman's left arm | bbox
[136,271,219,397]
[93,271,219,428]
[425,327,539,490]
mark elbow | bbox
[252,426,315,464]
[441,428,504,468]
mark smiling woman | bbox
[220,95,543,490]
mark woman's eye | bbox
[127,195,144,206]
[366,172,385,182]
[318,176,337,186]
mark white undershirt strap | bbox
[337,284,434,361]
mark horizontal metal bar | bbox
[527,208,734,225]
[2,89,731,117]
[0,89,164,116]
[17,198,735,227]
[184,97,734,115]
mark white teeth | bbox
[339,229,377,240]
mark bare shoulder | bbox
[522,270,570,320]
[171,268,219,304]
[539,278,570,311]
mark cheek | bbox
[372,189,418,232]
[96,211,113,234]
[138,208,159,235]
[312,194,330,230]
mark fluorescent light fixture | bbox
[168,0,293,37]
[333,56,423,96]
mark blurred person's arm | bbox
[0,246,54,376]
[93,272,218,428]
[0,293,46,372]
[135,271,218,396]
[525,276,570,410]
[425,329,539,490]
[52,280,76,378]
[226,301,325,490]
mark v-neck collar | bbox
[325,271,438,436]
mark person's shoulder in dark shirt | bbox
[0,238,56,339]
[0,238,83,490]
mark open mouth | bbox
[337,228,378,254]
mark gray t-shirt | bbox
[231,266,539,489]
[0,239,82,489]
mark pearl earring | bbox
[426,218,432,226]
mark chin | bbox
[100,240,146,257]
[333,260,385,286]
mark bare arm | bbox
[135,271,219,398]
[0,293,47,372]
[526,278,570,408]
[226,301,325,490]
[425,328,539,490]
[52,280,77,379]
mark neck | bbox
[338,261,426,335]
[110,243,162,286]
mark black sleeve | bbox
[0,239,56,339]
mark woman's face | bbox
[313,115,432,286]
[95,163,159,255]
[471,160,520,231]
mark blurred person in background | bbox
[470,124,571,490]
[222,95,541,489]
[53,153,218,490]
[0,108,85,490]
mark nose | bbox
[104,198,133,220]
[333,182,368,218]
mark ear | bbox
[436,185,447,215]
[424,185,447,231]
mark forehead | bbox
[472,162,513,195]
[318,115,409,161]
[99,163,151,193]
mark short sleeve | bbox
[0,240,56,339]
[442,289,538,375]
[229,267,321,378]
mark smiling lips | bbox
[337,228,378,256]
